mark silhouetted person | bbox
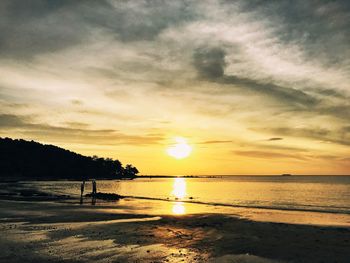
[80,180,85,205]
[92,179,97,196]
[90,179,97,205]
[80,180,85,196]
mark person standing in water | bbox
[91,179,97,205]
[80,180,85,197]
[92,179,97,196]
[80,180,85,204]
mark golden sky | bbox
[0,1,350,175]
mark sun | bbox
[166,137,192,159]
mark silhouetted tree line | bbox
[0,137,139,180]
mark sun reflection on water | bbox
[172,177,186,199]
[171,178,187,215]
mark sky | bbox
[0,0,350,175]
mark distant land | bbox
[0,137,138,181]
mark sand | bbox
[0,195,349,263]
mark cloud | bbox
[71,99,83,106]
[0,1,350,174]
[0,0,197,59]
[253,126,350,147]
[221,75,319,108]
[234,147,346,162]
[239,0,350,66]
[0,114,27,127]
[341,126,350,133]
[267,138,283,141]
[0,114,164,146]
[193,47,226,79]
[198,140,232,144]
[0,0,96,59]
[234,150,305,160]
[190,43,349,122]
[64,121,90,129]
[191,46,321,109]
[95,1,196,42]
[317,105,350,121]
[341,157,350,162]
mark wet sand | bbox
[0,197,349,263]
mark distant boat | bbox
[281,173,292,176]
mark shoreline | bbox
[1,182,349,228]
[2,180,350,218]
[0,197,349,262]
[121,194,350,216]
[2,193,350,228]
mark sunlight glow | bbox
[172,177,187,199]
[166,137,192,159]
[172,202,185,215]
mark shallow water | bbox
[28,176,350,215]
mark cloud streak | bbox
[234,150,306,160]
[0,114,164,146]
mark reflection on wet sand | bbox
[1,198,349,263]
[172,202,185,215]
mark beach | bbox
[0,190,349,263]
[2,1,350,262]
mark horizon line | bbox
[138,174,350,177]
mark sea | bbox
[28,175,350,216]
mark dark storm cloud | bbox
[0,114,164,145]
